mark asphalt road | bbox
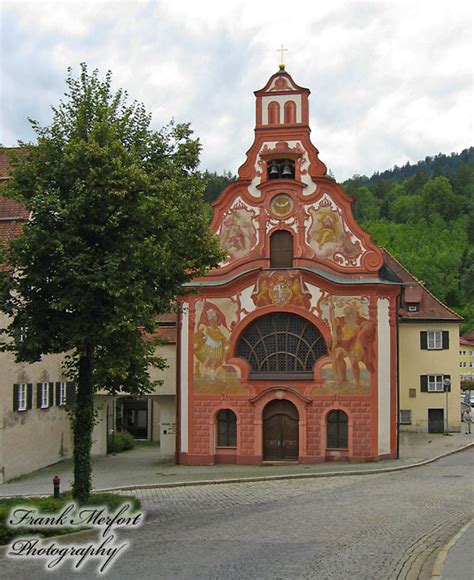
[1,448,473,579]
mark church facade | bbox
[178,68,401,465]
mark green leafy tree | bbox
[420,176,464,222]
[350,186,380,221]
[0,64,224,503]
[389,194,421,223]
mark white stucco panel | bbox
[180,303,189,453]
[377,297,391,456]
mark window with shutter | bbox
[18,383,27,411]
[270,230,293,268]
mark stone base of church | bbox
[178,451,396,466]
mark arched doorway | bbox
[263,399,299,460]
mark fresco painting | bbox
[193,299,246,393]
[252,271,311,308]
[315,296,375,395]
[306,205,363,265]
[219,205,258,261]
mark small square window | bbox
[400,410,412,424]
[409,388,417,398]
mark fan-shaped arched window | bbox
[236,313,327,379]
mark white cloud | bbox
[1,0,472,179]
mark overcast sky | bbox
[1,0,473,181]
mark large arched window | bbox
[216,409,237,447]
[270,230,293,268]
[327,410,348,449]
[236,313,327,379]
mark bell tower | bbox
[255,64,310,129]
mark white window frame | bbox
[427,331,442,350]
[399,410,412,424]
[40,382,49,409]
[18,383,27,411]
[59,382,67,406]
[427,375,445,392]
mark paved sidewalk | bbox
[0,432,472,497]
[439,521,474,579]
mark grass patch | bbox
[0,492,140,545]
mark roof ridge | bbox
[381,246,463,320]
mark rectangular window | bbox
[409,388,417,398]
[428,375,444,392]
[427,331,442,349]
[420,330,449,350]
[18,383,27,411]
[59,382,67,406]
[40,383,49,409]
[399,410,412,424]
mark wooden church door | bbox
[263,399,299,460]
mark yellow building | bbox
[384,252,463,433]
[459,329,474,381]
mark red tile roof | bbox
[462,329,474,341]
[460,337,474,346]
[382,249,463,321]
[404,285,423,303]
[0,147,24,179]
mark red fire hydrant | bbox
[53,475,61,499]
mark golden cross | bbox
[277,44,288,65]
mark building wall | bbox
[0,350,73,483]
[399,322,461,432]
[459,342,474,378]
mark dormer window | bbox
[267,159,295,180]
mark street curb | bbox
[430,520,473,579]
[1,442,472,498]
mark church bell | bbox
[269,162,279,179]
[281,162,293,178]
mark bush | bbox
[0,492,140,545]
[107,430,135,453]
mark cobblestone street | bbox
[1,449,473,579]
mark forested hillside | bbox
[342,148,473,332]
[204,148,474,331]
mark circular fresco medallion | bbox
[270,194,294,218]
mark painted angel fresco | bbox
[194,301,230,382]
[319,296,375,391]
[307,207,362,264]
[219,207,258,261]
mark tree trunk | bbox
[72,347,95,503]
